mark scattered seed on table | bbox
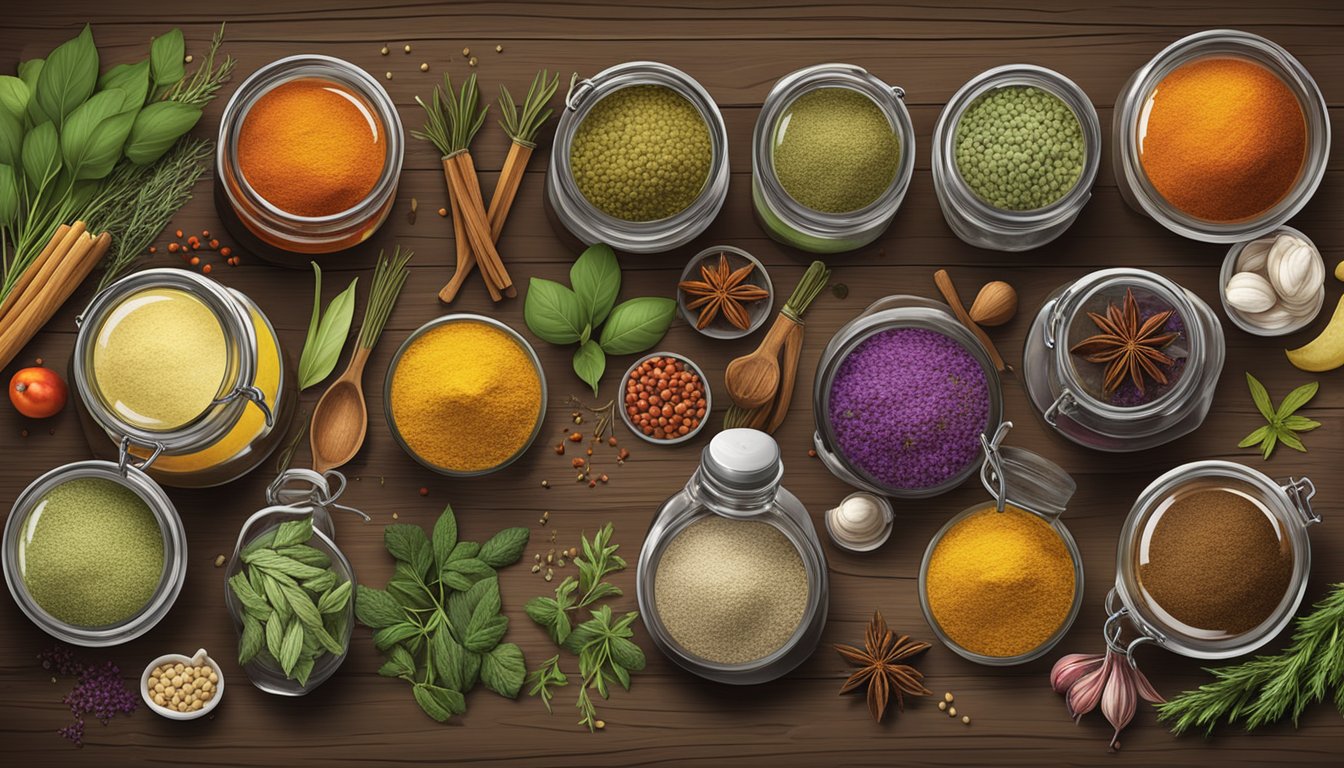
[214,555,225,567]
[404,44,412,53]
[468,57,478,67]
[184,55,193,64]
[462,47,470,57]
[380,45,389,55]
[420,63,429,72]
[385,71,393,80]
[495,44,503,52]
[962,716,971,725]
[938,701,947,711]
[419,487,428,496]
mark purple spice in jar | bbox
[828,327,991,490]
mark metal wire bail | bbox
[266,468,369,538]
[979,421,1014,512]
[116,434,164,476]
[1103,587,1157,667]
[213,384,274,427]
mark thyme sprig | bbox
[413,74,487,156]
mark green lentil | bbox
[772,87,900,214]
[954,85,1084,211]
[20,478,164,627]
[569,85,711,222]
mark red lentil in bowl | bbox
[621,353,710,444]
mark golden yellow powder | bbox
[389,321,542,472]
[93,288,227,430]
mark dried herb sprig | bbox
[163,23,235,108]
[356,247,412,350]
[1238,373,1319,459]
[498,69,559,147]
[413,73,488,155]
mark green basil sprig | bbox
[523,243,675,395]
[297,262,358,390]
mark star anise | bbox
[678,253,770,330]
[835,611,931,722]
[1069,288,1179,395]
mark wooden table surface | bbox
[3,1,1343,765]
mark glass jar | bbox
[1021,268,1223,452]
[932,65,1100,251]
[636,429,828,684]
[224,469,367,695]
[752,64,915,254]
[2,459,187,646]
[812,296,1004,498]
[1112,30,1330,243]
[72,269,297,488]
[919,423,1084,665]
[1108,461,1318,660]
[215,55,404,264]
[546,62,730,254]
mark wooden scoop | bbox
[725,315,799,410]
[933,269,1008,372]
[309,347,373,474]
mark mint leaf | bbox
[478,527,529,568]
[431,506,458,570]
[482,643,526,698]
[355,586,406,629]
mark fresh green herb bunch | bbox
[0,24,233,297]
[1158,582,1344,734]
[227,516,352,687]
[1238,373,1320,459]
[498,70,559,147]
[525,523,646,731]
[355,505,530,723]
[412,73,487,156]
[525,243,675,395]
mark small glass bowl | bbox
[1219,226,1324,337]
[384,314,548,476]
[677,246,774,340]
[141,649,224,720]
[619,352,712,446]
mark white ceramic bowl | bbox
[1219,226,1324,337]
[141,648,224,720]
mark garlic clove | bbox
[1225,271,1277,314]
[1245,305,1298,330]
[1266,236,1317,300]
[1236,238,1275,273]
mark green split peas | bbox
[772,87,900,214]
[21,478,164,627]
[569,85,712,222]
[954,85,1084,211]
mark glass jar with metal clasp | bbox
[71,269,297,488]
[224,469,368,696]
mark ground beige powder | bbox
[653,516,808,665]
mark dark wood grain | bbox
[2,1,1344,766]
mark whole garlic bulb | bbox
[1225,272,1277,314]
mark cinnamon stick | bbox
[765,322,805,433]
[0,223,73,325]
[0,229,111,369]
[486,141,532,242]
[439,164,499,303]
[445,152,515,298]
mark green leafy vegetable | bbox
[149,29,185,89]
[123,101,202,166]
[1238,373,1320,460]
[570,243,620,327]
[297,262,358,390]
[356,505,529,723]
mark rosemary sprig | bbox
[1157,582,1344,735]
[412,74,488,156]
[498,70,559,147]
[163,24,235,108]
[525,655,568,714]
[357,247,413,350]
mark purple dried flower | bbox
[39,646,138,747]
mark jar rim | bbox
[753,63,916,239]
[1113,460,1316,659]
[1113,29,1331,243]
[73,268,259,454]
[1,460,186,646]
[933,64,1101,230]
[1218,225,1324,337]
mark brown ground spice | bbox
[1139,488,1292,635]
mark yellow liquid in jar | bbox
[93,288,227,430]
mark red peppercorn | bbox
[419,487,429,496]
[189,256,200,266]
[202,264,212,274]
[175,229,183,238]
[167,243,179,253]
[220,247,232,257]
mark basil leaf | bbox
[524,277,585,344]
[478,527,529,569]
[279,620,305,676]
[354,585,405,629]
[149,29,186,88]
[297,275,358,389]
[412,683,465,722]
[61,88,133,180]
[124,101,201,166]
[1246,373,1275,423]
[464,614,509,653]
[0,164,18,227]
[573,340,605,397]
[35,24,98,128]
[378,645,417,679]
[384,523,432,568]
[20,121,60,194]
[431,505,458,571]
[17,59,47,126]
[0,76,29,120]
[302,262,322,379]
[99,60,151,110]
[239,613,263,666]
[598,297,676,355]
[570,243,620,327]
[481,642,526,699]
[0,111,20,167]
[1276,381,1318,420]
[388,577,434,611]
[448,541,480,562]
[317,580,352,615]
[444,557,493,579]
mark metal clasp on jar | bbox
[564,74,596,111]
[1103,587,1162,667]
[1043,389,1078,427]
[212,384,274,427]
[1282,476,1320,527]
[117,435,164,475]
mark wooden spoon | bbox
[725,316,798,410]
[310,346,373,474]
[933,269,1008,373]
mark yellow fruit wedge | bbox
[1286,294,1344,371]
[1335,259,1344,282]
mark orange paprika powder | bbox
[1139,57,1306,223]
[238,78,387,217]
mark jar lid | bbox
[979,422,1075,518]
[702,429,782,492]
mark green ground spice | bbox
[21,478,164,627]
[569,84,711,221]
[772,87,900,214]
[954,85,1084,211]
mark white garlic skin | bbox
[1225,271,1277,314]
[1267,235,1320,300]
[1236,238,1275,273]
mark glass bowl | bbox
[619,352,712,446]
[1218,226,1324,337]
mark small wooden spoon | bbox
[725,316,798,410]
[310,346,373,474]
[933,269,1008,373]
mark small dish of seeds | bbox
[141,648,224,720]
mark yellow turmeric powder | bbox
[238,77,386,217]
[926,505,1075,658]
[389,320,542,472]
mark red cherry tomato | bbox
[10,366,68,419]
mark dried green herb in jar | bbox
[772,87,900,214]
[954,85,1084,211]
